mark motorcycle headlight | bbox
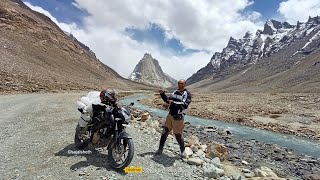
[121,107,131,124]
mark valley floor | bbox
[140,92,320,140]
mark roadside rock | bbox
[187,157,204,166]
[186,135,201,147]
[196,149,205,157]
[242,168,251,173]
[216,167,225,176]
[241,160,249,165]
[253,166,278,177]
[184,147,194,157]
[141,112,150,122]
[201,144,207,152]
[244,172,253,178]
[203,164,218,178]
[210,157,221,168]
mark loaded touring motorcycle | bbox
[74,90,134,170]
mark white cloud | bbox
[278,0,320,24]
[24,2,78,33]
[74,0,263,51]
[25,0,263,80]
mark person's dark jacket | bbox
[160,89,192,120]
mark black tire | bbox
[107,138,134,170]
[74,124,90,149]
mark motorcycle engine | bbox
[92,131,100,144]
[92,126,111,145]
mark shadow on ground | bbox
[55,144,127,176]
[138,151,180,167]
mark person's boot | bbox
[175,133,186,158]
[155,148,163,155]
[155,127,169,155]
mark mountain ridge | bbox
[186,16,320,93]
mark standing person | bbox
[155,79,192,158]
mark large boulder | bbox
[186,135,201,147]
[141,112,150,122]
[206,142,228,161]
[203,164,218,178]
[187,157,204,166]
[203,164,224,178]
[210,157,221,168]
[184,147,194,157]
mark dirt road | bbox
[0,93,203,180]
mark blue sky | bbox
[25,0,89,26]
[24,0,320,79]
[247,0,285,21]
[25,0,286,55]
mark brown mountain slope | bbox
[0,0,152,92]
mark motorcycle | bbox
[74,91,135,170]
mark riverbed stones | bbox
[203,164,218,178]
[244,172,253,178]
[304,174,320,180]
[210,157,221,168]
[228,143,241,149]
[206,142,228,160]
[241,160,249,165]
[242,168,251,173]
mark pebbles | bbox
[183,124,320,179]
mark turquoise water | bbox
[120,94,320,158]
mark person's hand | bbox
[158,89,165,94]
[168,100,174,104]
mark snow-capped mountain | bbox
[187,16,320,89]
[129,53,177,88]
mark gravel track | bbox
[0,93,203,180]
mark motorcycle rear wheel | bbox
[74,124,90,149]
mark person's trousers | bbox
[158,114,185,153]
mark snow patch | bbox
[301,31,320,50]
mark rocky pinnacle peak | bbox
[243,31,253,39]
[307,16,320,24]
[143,53,153,59]
[263,19,282,35]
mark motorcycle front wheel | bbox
[107,137,134,170]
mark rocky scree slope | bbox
[0,0,151,93]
